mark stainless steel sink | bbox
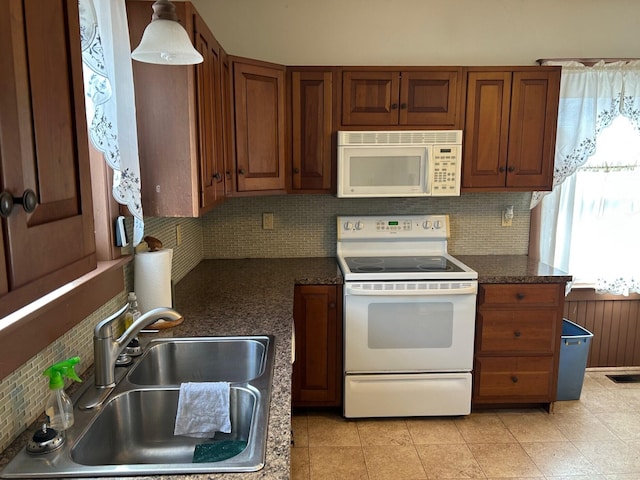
[1,335,275,478]
[73,387,256,466]
[128,337,267,385]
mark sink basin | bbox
[0,335,275,478]
[128,337,267,385]
[72,387,255,465]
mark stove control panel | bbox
[338,215,450,240]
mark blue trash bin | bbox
[557,319,594,401]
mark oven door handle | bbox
[345,283,477,296]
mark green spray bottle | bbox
[42,357,82,432]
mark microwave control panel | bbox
[431,146,461,195]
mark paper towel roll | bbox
[134,248,173,313]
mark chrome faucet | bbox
[93,304,182,388]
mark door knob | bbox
[0,189,37,218]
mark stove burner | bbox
[343,256,464,274]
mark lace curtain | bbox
[533,60,640,295]
[78,0,144,246]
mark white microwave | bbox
[337,130,463,198]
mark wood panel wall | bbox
[564,289,640,367]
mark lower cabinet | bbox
[472,283,566,409]
[292,284,343,407]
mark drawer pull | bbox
[511,375,518,383]
[516,293,526,300]
[514,330,521,338]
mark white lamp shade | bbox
[131,19,203,65]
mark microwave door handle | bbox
[345,284,477,296]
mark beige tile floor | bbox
[291,369,640,479]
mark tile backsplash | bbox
[202,192,532,258]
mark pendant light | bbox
[131,0,203,65]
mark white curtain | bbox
[78,0,144,246]
[533,60,640,295]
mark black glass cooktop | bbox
[344,256,464,273]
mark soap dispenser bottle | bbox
[124,292,143,356]
[42,356,81,432]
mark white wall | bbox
[191,0,640,65]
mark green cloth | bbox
[192,440,247,463]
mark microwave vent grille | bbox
[339,130,462,146]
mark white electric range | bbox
[337,214,478,418]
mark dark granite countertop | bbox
[0,257,342,480]
[457,255,572,284]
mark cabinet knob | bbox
[516,293,526,300]
[0,189,37,218]
[293,168,300,174]
[508,166,516,173]
[391,103,399,110]
[499,166,506,173]
[213,172,222,181]
[225,170,232,179]
[329,302,336,309]
[400,103,407,109]
[511,375,519,383]
[238,168,246,175]
[514,330,521,338]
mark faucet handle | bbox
[94,304,129,339]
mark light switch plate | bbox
[262,212,274,230]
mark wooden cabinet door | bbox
[462,71,512,189]
[292,285,342,407]
[0,0,96,316]
[506,70,559,189]
[290,70,334,192]
[462,67,560,191]
[400,70,461,126]
[341,71,400,125]
[220,50,235,197]
[232,59,286,192]
[194,14,224,209]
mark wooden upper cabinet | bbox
[289,68,336,193]
[341,68,462,128]
[127,0,227,216]
[231,57,286,193]
[462,67,560,191]
[0,0,96,317]
[194,13,224,210]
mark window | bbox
[533,60,640,296]
[564,116,640,291]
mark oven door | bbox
[343,281,477,373]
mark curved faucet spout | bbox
[93,306,183,388]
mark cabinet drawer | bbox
[479,283,563,307]
[474,356,554,400]
[476,310,557,354]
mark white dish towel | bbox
[173,382,231,438]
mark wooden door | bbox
[400,70,461,127]
[0,0,96,316]
[233,59,286,192]
[292,285,342,407]
[506,70,560,189]
[341,71,400,125]
[194,14,224,210]
[290,70,334,192]
[462,71,512,188]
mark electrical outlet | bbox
[501,206,514,227]
[262,213,274,230]
[176,224,182,246]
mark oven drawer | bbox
[479,284,562,307]
[474,356,554,400]
[476,310,557,354]
[345,373,471,418]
